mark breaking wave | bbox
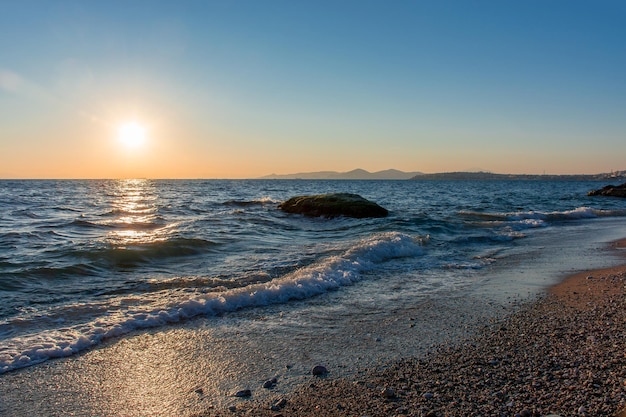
[0,232,426,374]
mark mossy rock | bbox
[278,193,388,218]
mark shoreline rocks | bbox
[588,182,626,197]
[278,193,388,218]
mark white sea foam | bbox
[508,206,624,222]
[461,207,626,231]
[0,232,425,374]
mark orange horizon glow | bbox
[1,3,625,181]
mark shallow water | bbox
[1,178,626,380]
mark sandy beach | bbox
[235,265,626,416]
[1,244,625,417]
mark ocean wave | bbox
[54,206,82,213]
[69,219,109,229]
[78,237,219,267]
[0,231,426,374]
[453,231,526,245]
[507,207,601,221]
[143,273,275,293]
[100,207,159,217]
[106,220,166,230]
[12,263,100,281]
[460,206,626,229]
[0,230,64,249]
[10,209,43,219]
[442,259,493,270]
[69,218,166,231]
[0,232,21,247]
[222,197,280,207]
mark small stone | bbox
[381,386,396,399]
[228,405,237,412]
[422,392,434,400]
[234,389,251,398]
[263,380,274,389]
[271,398,288,411]
[311,365,328,376]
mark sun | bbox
[118,122,147,149]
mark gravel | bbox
[232,269,626,417]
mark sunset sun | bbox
[118,122,147,149]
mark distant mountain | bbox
[259,169,422,180]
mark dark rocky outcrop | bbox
[278,193,388,218]
[588,182,626,197]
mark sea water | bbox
[1,179,626,376]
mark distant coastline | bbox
[410,171,626,181]
[259,168,626,181]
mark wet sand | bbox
[238,264,626,417]
[1,248,625,416]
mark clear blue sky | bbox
[1,0,625,178]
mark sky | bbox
[1,0,625,179]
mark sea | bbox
[2,178,626,379]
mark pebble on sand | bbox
[311,365,329,376]
[234,389,252,398]
[271,398,288,411]
[235,269,626,417]
[263,377,278,389]
[381,386,396,399]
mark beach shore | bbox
[1,247,625,417]
[236,265,626,416]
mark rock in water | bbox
[588,182,626,197]
[278,193,388,218]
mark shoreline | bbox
[237,264,626,416]
[0,244,624,416]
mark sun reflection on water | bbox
[106,179,164,248]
